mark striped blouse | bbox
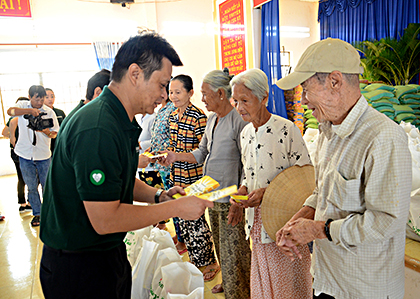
[169,102,207,187]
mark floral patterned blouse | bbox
[241,114,311,243]
[150,101,177,173]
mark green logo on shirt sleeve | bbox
[90,170,105,186]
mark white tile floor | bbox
[0,174,225,299]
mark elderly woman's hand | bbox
[157,150,176,167]
[241,187,266,208]
[227,204,243,226]
[229,185,248,207]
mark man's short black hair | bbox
[28,85,46,98]
[86,69,111,100]
[16,97,29,103]
[111,33,183,83]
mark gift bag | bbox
[131,239,159,299]
[131,228,177,299]
[144,227,177,251]
[160,262,204,298]
[167,287,204,299]
[150,247,182,299]
[124,225,153,266]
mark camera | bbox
[24,112,54,131]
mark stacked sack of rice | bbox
[361,83,420,126]
[302,105,318,130]
[395,85,420,127]
[393,104,416,124]
[361,83,398,120]
[301,82,420,134]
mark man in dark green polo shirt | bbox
[39,33,214,299]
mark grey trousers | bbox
[209,202,251,299]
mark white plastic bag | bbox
[131,239,159,299]
[150,247,182,298]
[303,128,319,162]
[124,225,153,266]
[167,287,204,299]
[408,188,420,241]
[160,262,204,298]
[400,122,420,240]
[144,228,177,251]
[131,228,177,299]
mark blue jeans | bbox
[19,157,51,216]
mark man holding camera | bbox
[7,85,59,227]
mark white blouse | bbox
[240,114,311,243]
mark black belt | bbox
[43,244,87,255]
[43,244,122,255]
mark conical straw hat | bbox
[261,164,315,240]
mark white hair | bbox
[203,68,233,99]
[230,68,269,102]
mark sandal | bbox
[31,216,40,227]
[211,283,224,293]
[203,264,220,282]
[177,248,188,255]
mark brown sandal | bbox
[211,284,224,293]
[203,265,220,282]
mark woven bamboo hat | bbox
[261,164,316,240]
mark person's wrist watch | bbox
[324,218,334,241]
[154,189,164,204]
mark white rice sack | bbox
[401,122,420,191]
[303,128,319,162]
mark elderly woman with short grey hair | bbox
[161,68,251,298]
[230,68,312,299]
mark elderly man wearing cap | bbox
[276,38,411,299]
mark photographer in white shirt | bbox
[7,85,59,227]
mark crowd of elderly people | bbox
[155,37,411,299]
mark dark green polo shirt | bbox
[53,107,66,125]
[50,107,66,153]
[59,100,85,131]
[40,87,141,251]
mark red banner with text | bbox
[219,0,246,75]
[253,0,271,8]
[0,0,32,18]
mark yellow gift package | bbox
[230,195,249,203]
[198,185,238,201]
[141,152,168,159]
[172,176,220,199]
